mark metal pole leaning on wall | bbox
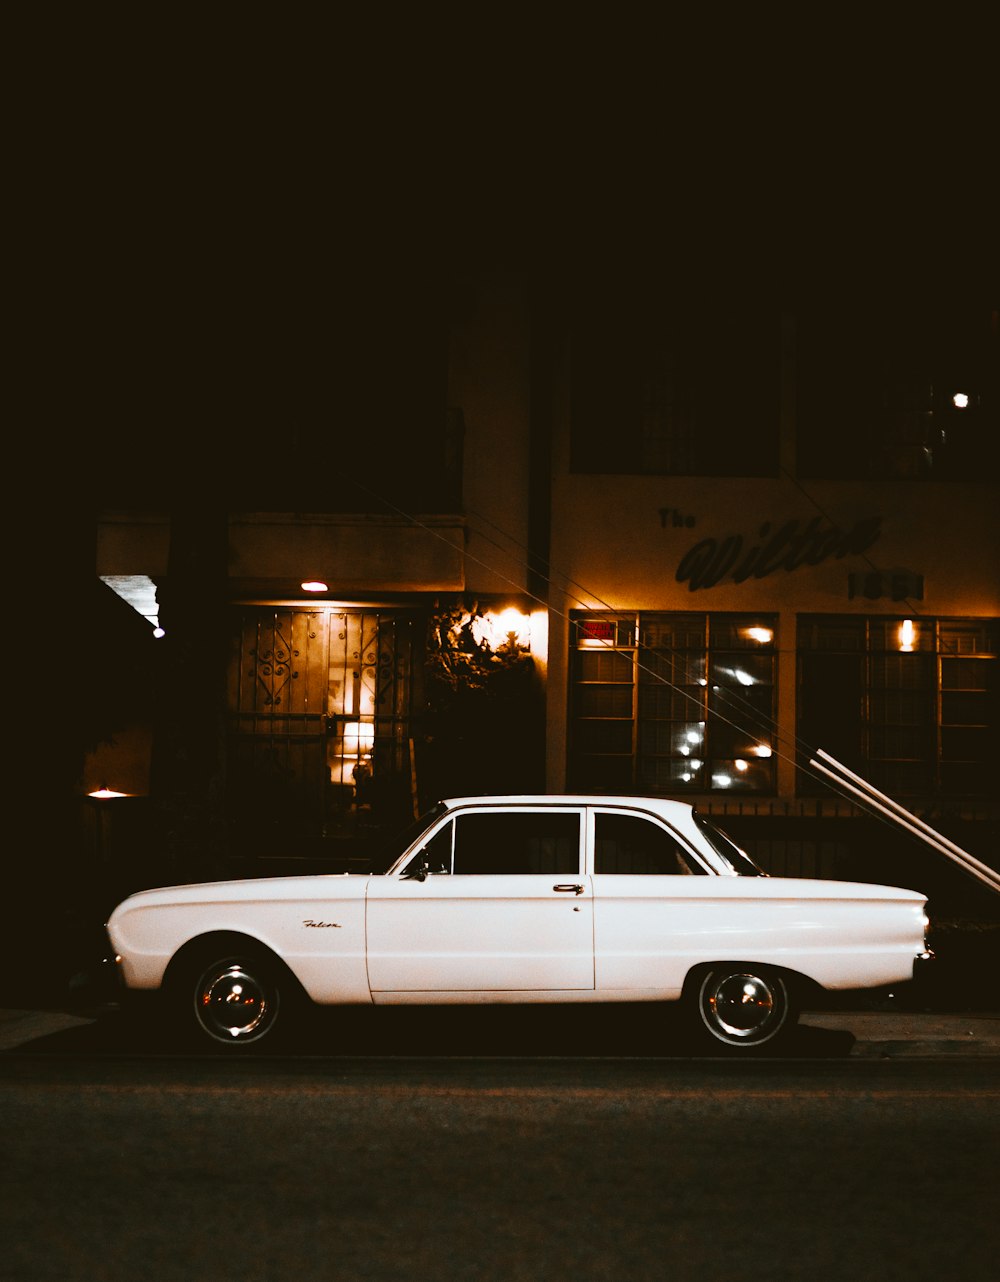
[809,749,1000,895]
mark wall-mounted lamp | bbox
[472,608,531,651]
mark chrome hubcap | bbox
[196,963,273,1042]
[703,972,781,1041]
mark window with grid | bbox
[798,616,998,799]
[796,305,998,481]
[569,613,778,795]
[569,292,780,477]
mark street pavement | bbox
[2,1003,999,1056]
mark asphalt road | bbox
[2,1043,999,1282]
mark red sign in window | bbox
[579,620,616,643]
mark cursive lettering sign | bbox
[676,515,882,591]
[303,919,341,928]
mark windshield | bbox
[693,810,767,877]
[377,804,448,874]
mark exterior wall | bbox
[98,512,466,595]
[546,472,999,793]
[544,310,1000,817]
[450,273,533,599]
[87,281,996,900]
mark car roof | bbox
[439,795,697,821]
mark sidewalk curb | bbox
[0,1009,98,1052]
[3,1006,1000,1057]
[799,1011,1000,1057]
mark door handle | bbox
[553,883,585,895]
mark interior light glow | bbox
[753,744,772,758]
[153,627,166,639]
[301,581,329,593]
[88,786,126,798]
[734,668,755,687]
[745,627,774,644]
[735,759,749,772]
[952,392,970,409]
[343,722,375,756]
[713,773,733,788]
[898,619,916,652]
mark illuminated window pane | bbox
[571,611,776,796]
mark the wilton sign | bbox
[675,515,883,591]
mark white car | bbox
[105,795,933,1052]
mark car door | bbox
[589,807,711,993]
[366,806,594,994]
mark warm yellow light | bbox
[496,608,530,642]
[745,627,774,644]
[343,722,375,756]
[898,619,916,652]
[301,581,328,593]
[952,392,970,409]
[735,759,749,772]
[753,744,773,759]
[89,786,126,798]
[476,608,530,650]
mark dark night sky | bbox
[25,13,996,520]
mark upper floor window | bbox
[796,305,998,481]
[570,290,780,476]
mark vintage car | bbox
[105,795,933,1052]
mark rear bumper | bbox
[913,949,936,981]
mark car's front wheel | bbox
[176,940,294,1050]
[693,965,796,1051]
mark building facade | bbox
[88,277,999,902]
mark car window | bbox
[452,811,581,875]
[692,809,766,876]
[593,812,703,875]
[420,822,454,874]
[380,803,448,873]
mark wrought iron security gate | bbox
[228,607,416,851]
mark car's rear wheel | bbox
[694,965,796,1051]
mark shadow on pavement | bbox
[6,1002,857,1060]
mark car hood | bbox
[108,872,371,917]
